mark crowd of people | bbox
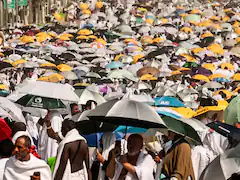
[1,0,240,180]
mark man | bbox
[3,136,51,180]
[38,110,63,161]
[64,103,80,120]
[106,134,155,180]
[53,120,92,180]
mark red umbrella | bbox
[0,118,12,141]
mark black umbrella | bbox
[207,121,240,147]
[0,62,12,70]
[72,110,117,135]
[87,99,166,129]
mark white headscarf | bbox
[98,132,116,180]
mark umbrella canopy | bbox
[60,71,78,80]
[199,143,240,180]
[16,81,79,102]
[153,97,185,107]
[16,94,66,109]
[0,97,25,123]
[162,116,202,145]
[105,61,124,69]
[72,110,117,135]
[75,89,106,105]
[203,82,223,89]
[87,99,166,129]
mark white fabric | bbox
[191,146,211,180]
[0,158,8,180]
[3,154,51,180]
[25,114,39,140]
[38,111,63,161]
[53,129,87,180]
[113,152,155,180]
[12,131,34,146]
[98,132,116,180]
[71,169,86,180]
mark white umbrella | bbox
[85,72,101,78]
[104,92,124,101]
[200,143,240,180]
[61,71,78,80]
[123,93,155,103]
[132,81,152,90]
[75,89,106,105]
[0,97,25,123]
[203,82,224,89]
[16,81,79,102]
[108,70,138,82]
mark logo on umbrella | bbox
[31,97,43,108]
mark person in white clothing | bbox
[3,135,51,180]
[106,134,155,180]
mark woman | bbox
[162,131,195,180]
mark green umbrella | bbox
[183,62,199,68]
[162,116,202,145]
[16,94,66,109]
[185,14,201,22]
[224,95,240,125]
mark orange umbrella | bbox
[57,64,72,72]
[192,74,210,82]
[221,63,234,70]
[202,63,216,71]
[231,73,240,81]
[137,67,159,77]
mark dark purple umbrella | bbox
[191,67,213,76]
[201,55,218,63]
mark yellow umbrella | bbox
[209,74,226,80]
[236,37,240,43]
[20,36,34,43]
[79,3,89,10]
[95,38,107,45]
[137,7,148,12]
[12,59,27,66]
[234,86,240,93]
[179,67,191,71]
[211,24,222,30]
[54,12,65,21]
[198,20,212,27]
[171,107,195,118]
[180,27,193,33]
[36,32,48,37]
[0,84,8,90]
[213,90,233,100]
[153,37,164,43]
[232,21,240,28]
[222,16,230,22]
[0,52,4,57]
[133,54,144,64]
[235,27,240,35]
[96,1,103,9]
[210,16,221,21]
[57,64,72,72]
[194,106,223,117]
[48,32,58,38]
[201,32,214,39]
[202,63,216,71]
[73,82,91,87]
[171,70,182,76]
[40,63,56,68]
[59,35,70,41]
[231,73,240,81]
[190,9,201,14]
[36,36,48,43]
[124,39,139,45]
[217,100,228,110]
[221,62,234,70]
[192,47,205,54]
[207,43,224,55]
[114,54,124,61]
[88,35,98,39]
[76,35,89,40]
[192,74,210,82]
[140,74,157,81]
[82,9,91,15]
[61,33,73,38]
[180,54,196,62]
[38,74,64,83]
[160,18,169,24]
[78,29,92,36]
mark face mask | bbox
[164,140,173,153]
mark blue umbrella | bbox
[114,125,147,134]
[154,107,182,119]
[82,132,124,147]
[213,78,230,83]
[106,61,124,69]
[153,96,185,107]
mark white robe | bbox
[38,112,63,161]
[53,129,87,180]
[0,158,8,180]
[3,154,51,180]
[113,152,155,180]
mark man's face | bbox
[13,138,30,161]
[71,105,80,115]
